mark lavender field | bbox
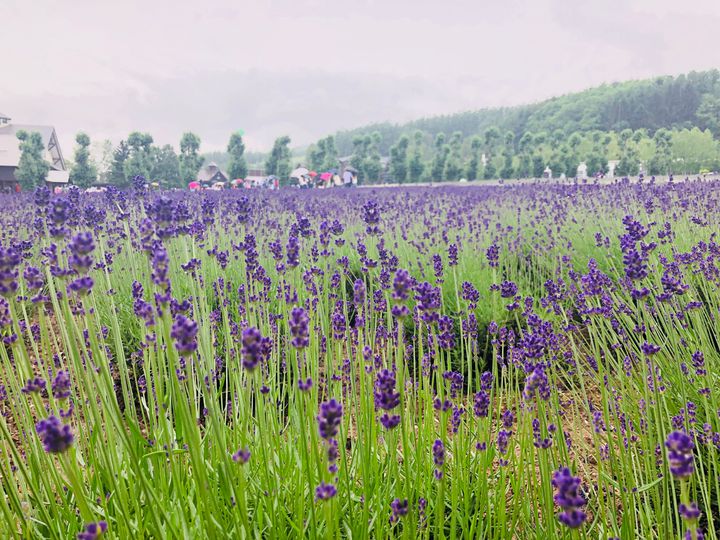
[1,178,719,539]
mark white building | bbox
[0,112,69,189]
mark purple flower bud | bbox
[317,398,343,440]
[666,431,695,479]
[171,315,198,357]
[552,467,587,528]
[77,521,108,540]
[36,415,74,453]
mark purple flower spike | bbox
[317,399,343,440]
[552,467,587,529]
[36,416,74,454]
[315,482,337,501]
[665,431,695,479]
[170,315,198,357]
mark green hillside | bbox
[332,70,720,156]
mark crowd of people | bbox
[291,167,358,189]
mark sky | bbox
[1,0,719,155]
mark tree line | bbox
[304,126,720,183]
[330,70,720,157]
[12,130,252,190]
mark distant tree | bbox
[648,128,673,175]
[69,132,97,188]
[696,94,720,137]
[443,131,464,181]
[321,135,338,171]
[15,130,49,189]
[150,145,181,187]
[227,132,248,180]
[616,128,639,176]
[389,135,410,183]
[124,132,154,180]
[531,155,545,178]
[265,136,292,180]
[671,128,720,173]
[430,133,448,181]
[499,130,515,178]
[179,132,204,185]
[408,130,425,182]
[366,133,383,183]
[465,135,482,180]
[307,143,324,172]
[109,140,131,186]
[483,127,501,179]
[516,132,534,178]
[93,139,115,183]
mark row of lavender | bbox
[0,178,718,538]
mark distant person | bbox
[343,169,353,188]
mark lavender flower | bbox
[317,399,343,440]
[552,467,587,528]
[432,439,445,479]
[232,447,251,464]
[171,315,198,357]
[389,498,409,524]
[240,327,271,371]
[289,307,310,349]
[666,431,694,479]
[36,416,74,453]
[374,369,401,429]
[315,482,337,501]
[77,521,108,540]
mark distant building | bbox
[0,113,69,189]
[607,160,620,177]
[577,162,588,178]
[197,162,229,185]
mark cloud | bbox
[1,0,718,154]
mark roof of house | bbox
[196,162,229,183]
[0,123,65,170]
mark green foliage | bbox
[308,135,338,172]
[696,94,720,137]
[14,130,49,189]
[150,145,181,187]
[179,132,204,185]
[124,132,154,180]
[531,155,545,178]
[670,128,720,174]
[227,132,248,180]
[69,132,97,188]
[443,131,464,181]
[351,132,382,183]
[389,135,410,183]
[408,131,425,181]
[465,135,482,180]
[265,136,292,179]
[109,140,130,186]
[430,133,448,181]
[326,69,720,157]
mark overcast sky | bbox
[1,0,719,155]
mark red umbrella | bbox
[309,171,318,177]
[188,181,200,190]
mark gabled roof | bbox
[0,123,65,170]
[196,162,229,183]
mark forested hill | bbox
[332,70,720,155]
